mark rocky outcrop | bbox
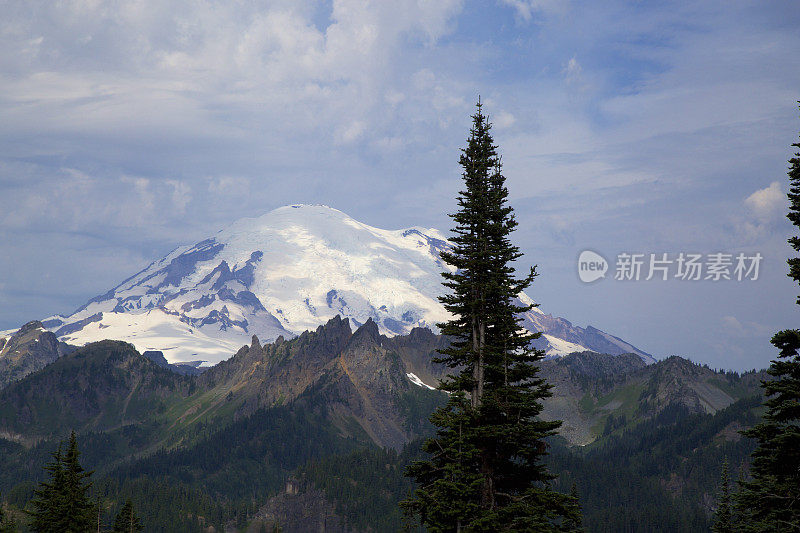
[194,317,759,448]
[194,316,440,449]
[0,320,74,389]
[383,326,449,389]
[321,318,417,448]
[637,356,739,415]
[198,315,354,407]
[142,350,206,375]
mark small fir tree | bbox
[60,431,95,532]
[562,483,584,533]
[112,500,142,533]
[712,459,733,533]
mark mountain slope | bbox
[34,205,653,365]
[0,340,191,438]
[0,317,443,451]
[0,318,759,452]
[184,316,443,449]
[537,353,767,445]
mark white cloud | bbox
[208,176,251,196]
[336,120,367,144]
[745,181,785,224]
[493,111,516,129]
[121,176,155,221]
[563,56,582,84]
[0,0,465,149]
[500,0,568,21]
[721,315,774,338]
[733,181,787,243]
[167,180,192,215]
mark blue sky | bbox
[1,0,799,370]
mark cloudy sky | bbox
[1,0,799,371]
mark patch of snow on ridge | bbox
[517,291,544,315]
[407,372,437,390]
[542,334,590,357]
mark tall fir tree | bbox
[735,105,800,532]
[29,432,95,533]
[402,101,581,531]
[112,500,142,533]
[712,459,733,533]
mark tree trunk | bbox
[481,454,495,510]
[472,315,483,408]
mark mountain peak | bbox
[15,320,45,337]
[350,317,381,347]
[34,205,654,366]
[288,203,334,210]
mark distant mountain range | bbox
[1,204,654,367]
[0,317,760,449]
[0,319,765,531]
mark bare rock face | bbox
[201,316,757,449]
[0,320,74,390]
[637,356,737,415]
[383,326,449,390]
[192,316,441,449]
[320,318,414,448]
[198,315,355,410]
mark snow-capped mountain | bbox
[36,205,654,365]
